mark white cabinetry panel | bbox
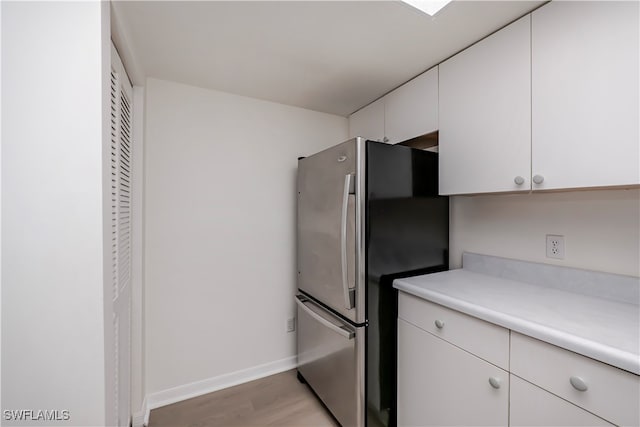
[510,375,613,426]
[439,15,531,195]
[511,332,640,427]
[385,67,438,144]
[398,292,509,369]
[349,68,439,145]
[531,1,639,190]
[397,319,508,427]
[348,98,385,142]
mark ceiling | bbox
[112,1,544,117]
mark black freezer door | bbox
[365,141,449,427]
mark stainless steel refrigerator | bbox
[295,137,449,427]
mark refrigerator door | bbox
[297,138,365,324]
[296,295,364,427]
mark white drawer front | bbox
[511,332,640,426]
[510,375,613,426]
[398,292,509,369]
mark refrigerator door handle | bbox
[341,173,356,310]
[295,296,355,340]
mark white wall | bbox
[1,2,109,425]
[450,189,640,277]
[144,78,347,396]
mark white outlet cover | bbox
[286,317,296,333]
[546,234,565,259]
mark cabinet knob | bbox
[382,137,389,143]
[434,319,445,329]
[570,376,588,392]
[488,377,501,389]
[514,176,525,185]
[532,174,545,185]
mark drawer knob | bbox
[514,176,525,185]
[533,174,545,185]
[488,377,501,389]
[570,376,588,392]
[434,319,445,329]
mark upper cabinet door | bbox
[439,15,531,195]
[531,1,639,190]
[348,98,385,143]
[385,67,438,145]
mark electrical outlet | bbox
[546,235,565,259]
[286,317,296,333]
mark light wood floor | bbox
[148,370,339,427]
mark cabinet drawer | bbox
[511,332,640,426]
[398,292,509,369]
[510,375,613,426]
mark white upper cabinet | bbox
[385,67,438,144]
[439,15,531,195]
[348,67,439,145]
[351,2,638,195]
[531,1,639,190]
[348,98,385,142]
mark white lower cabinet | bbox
[398,293,509,370]
[510,332,640,427]
[397,293,640,426]
[510,375,613,426]
[397,319,508,426]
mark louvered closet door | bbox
[110,43,132,427]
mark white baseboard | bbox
[140,356,297,426]
[132,409,146,427]
[131,396,148,427]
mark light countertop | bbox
[393,253,640,375]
